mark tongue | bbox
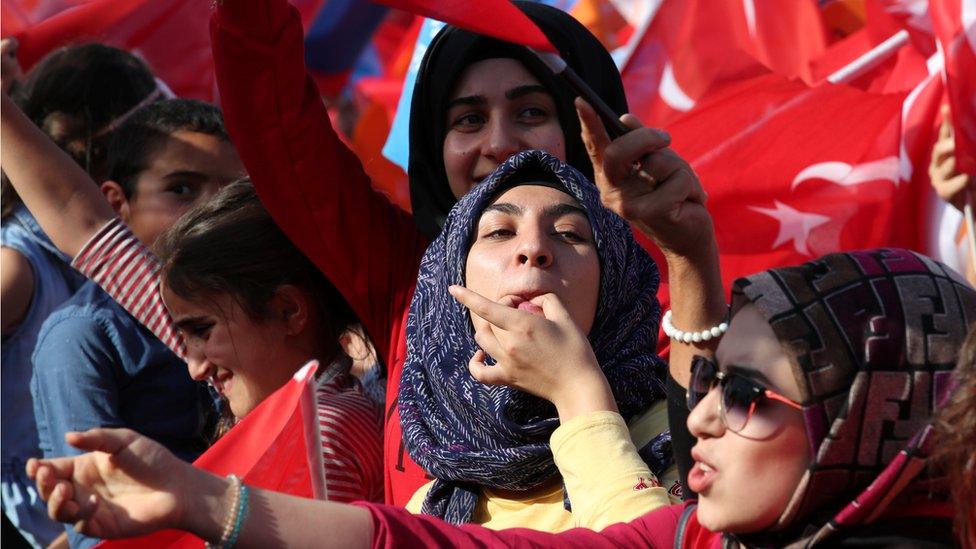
[517,300,544,316]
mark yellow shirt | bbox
[406,402,679,532]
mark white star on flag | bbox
[749,200,831,256]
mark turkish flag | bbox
[666,73,913,289]
[96,362,324,548]
[930,0,976,175]
[371,0,556,53]
[621,0,827,127]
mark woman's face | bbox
[443,58,566,199]
[464,184,600,335]
[687,304,810,533]
[162,287,301,418]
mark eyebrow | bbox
[161,170,208,182]
[446,85,553,111]
[481,201,587,220]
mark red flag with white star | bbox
[666,72,914,288]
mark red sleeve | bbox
[358,502,686,549]
[209,0,426,371]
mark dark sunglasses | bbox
[688,355,802,433]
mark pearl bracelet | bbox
[207,474,249,549]
[662,310,728,343]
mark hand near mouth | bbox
[448,285,617,422]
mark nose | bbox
[687,385,725,439]
[483,117,521,163]
[186,348,214,382]
[515,227,552,268]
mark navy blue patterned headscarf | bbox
[398,150,667,524]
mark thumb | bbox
[66,428,139,454]
[468,350,506,386]
[540,292,574,325]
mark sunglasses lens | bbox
[722,378,759,432]
[687,357,716,410]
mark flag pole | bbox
[827,30,909,85]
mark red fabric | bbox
[98,363,322,548]
[667,72,916,290]
[361,501,698,549]
[930,0,976,174]
[371,0,557,53]
[210,0,430,506]
[621,0,827,127]
[6,0,217,101]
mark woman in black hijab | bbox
[407,1,629,239]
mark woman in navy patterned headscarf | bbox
[398,149,670,525]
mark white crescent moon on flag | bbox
[659,62,696,112]
[790,156,900,190]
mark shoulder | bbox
[316,380,384,440]
[32,284,121,361]
[1,246,35,333]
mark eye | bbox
[180,320,214,340]
[450,111,486,132]
[482,228,515,240]
[518,106,549,123]
[553,230,586,243]
[167,183,195,197]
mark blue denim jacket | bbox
[31,281,211,547]
[1,205,84,547]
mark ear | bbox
[100,180,131,221]
[271,284,311,336]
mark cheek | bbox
[443,135,477,197]
[529,124,565,161]
[463,248,498,297]
[698,423,810,533]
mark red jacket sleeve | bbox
[209,0,427,370]
[360,502,687,549]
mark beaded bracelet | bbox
[206,474,249,549]
[662,310,728,343]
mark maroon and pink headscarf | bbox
[729,248,976,546]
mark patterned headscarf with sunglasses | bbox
[728,248,976,547]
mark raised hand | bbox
[448,285,616,422]
[576,98,713,259]
[27,428,191,539]
[929,105,974,213]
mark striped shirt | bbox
[73,217,383,502]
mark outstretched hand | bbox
[448,285,616,422]
[576,98,713,259]
[27,428,189,539]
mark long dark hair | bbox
[156,179,358,363]
[2,43,157,219]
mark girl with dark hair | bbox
[1,95,384,504]
[211,0,720,508]
[0,43,160,548]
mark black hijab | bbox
[406,1,629,239]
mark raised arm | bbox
[1,95,184,358]
[210,0,427,363]
[0,94,114,258]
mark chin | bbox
[696,499,774,534]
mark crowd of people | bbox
[1,0,974,548]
